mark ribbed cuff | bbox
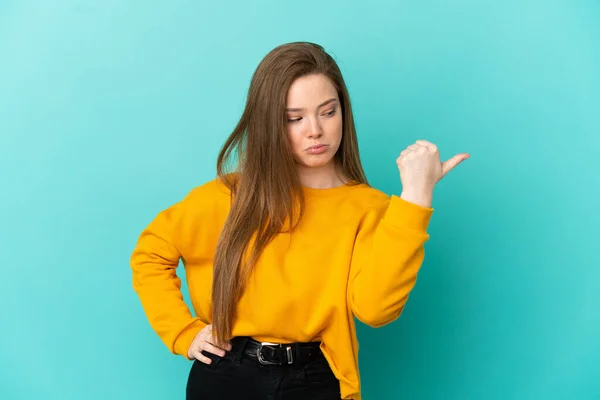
[383,195,434,233]
[173,319,207,359]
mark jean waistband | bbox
[230,336,323,366]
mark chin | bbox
[299,157,335,168]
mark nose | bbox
[307,118,323,139]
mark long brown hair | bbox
[211,41,369,347]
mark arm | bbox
[347,194,434,328]
[130,194,206,358]
[349,137,468,327]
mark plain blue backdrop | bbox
[1,1,599,399]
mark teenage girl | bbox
[131,41,469,400]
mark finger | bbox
[398,147,420,163]
[208,332,233,350]
[193,349,213,364]
[202,341,228,357]
[441,153,470,176]
[415,140,434,148]
[410,143,430,154]
[207,336,233,353]
[217,341,233,351]
[415,140,438,153]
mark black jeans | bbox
[186,336,342,400]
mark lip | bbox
[306,144,327,150]
[305,144,328,155]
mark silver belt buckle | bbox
[257,342,294,365]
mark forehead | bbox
[286,74,338,107]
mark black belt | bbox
[231,336,323,366]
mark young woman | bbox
[130,41,469,400]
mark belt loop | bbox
[231,337,249,364]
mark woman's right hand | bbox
[187,324,233,364]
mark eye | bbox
[287,108,336,123]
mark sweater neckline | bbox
[301,180,362,197]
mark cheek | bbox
[287,127,303,151]
[327,117,343,141]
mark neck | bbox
[296,162,348,189]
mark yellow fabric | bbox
[131,176,434,399]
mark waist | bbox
[230,336,324,366]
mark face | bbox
[285,74,342,170]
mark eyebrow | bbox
[286,98,338,112]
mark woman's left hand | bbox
[396,140,469,207]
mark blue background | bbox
[1,1,599,399]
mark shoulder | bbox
[183,173,235,203]
[170,173,236,222]
[349,183,393,209]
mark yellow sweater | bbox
[130,176,434,400]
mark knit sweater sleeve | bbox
[130,187,207,359]
[347,194,434,327]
